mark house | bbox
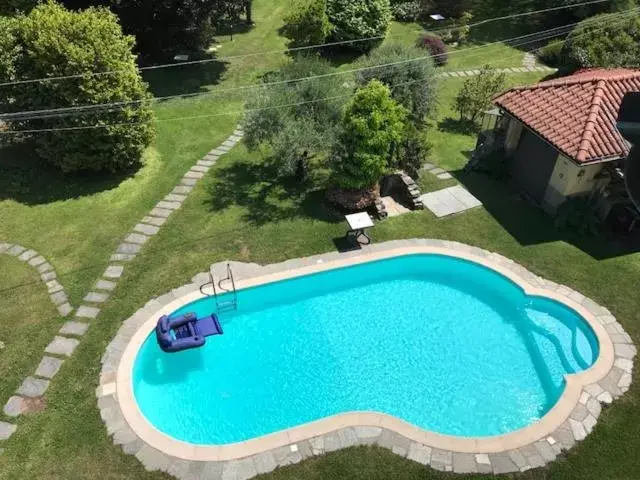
[489,68,640,217]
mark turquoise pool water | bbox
[133,254,598,445]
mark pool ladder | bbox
[200,263,238,312]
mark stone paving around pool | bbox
[98,239,635,480]
[420,185,482,217]
[0,126,244,446]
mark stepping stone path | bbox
[0,243,73,317]
[422,162,454,181]
[522,52,537,69]
[420,185,482,218]
[435,65,555,80]
[0,126,244,447]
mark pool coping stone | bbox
[99,239,634,479]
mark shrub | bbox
[416,34,448,66]
[281,0,333,47]
[555,196,601,236]
[326,0,392,52]
[356,43,438,126]
[390,1,422,22]
[562,12,640,70]
[538,39,564,67]
[396,125,430,177]
[0,2,154,172]
[331,80,408,190]
[455,65,506,123]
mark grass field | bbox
[3,2,638,479]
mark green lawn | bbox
[428,72,548,172]
[1,2,639,479]
[0,257,60,406]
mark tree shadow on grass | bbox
[207,156,342,225]
[453,169,640,260]
[142,56,229,97]
[0,141,138,205]
[438,117,480,135]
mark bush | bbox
[455,65,506,123]
[538,39,564,67]
[396,125,430,177]
[331,80,408,189]
[356,43,438,126]
[0,2,154,172]
[281,0,333,47]
[326,0,392,52]
[555,196,601,236]
[562,12,640,70]
[390,1,422,21]
[416,34,448,66]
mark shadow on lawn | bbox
[142,56,229,97]
[206,157,342,225]
[0,141,137,204]
[438,117,480,135]
[453,170,640,260]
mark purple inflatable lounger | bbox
[155,312,223,353]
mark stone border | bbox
[0,242,73,317]
[0,126,243,446]
[98,239,634,478]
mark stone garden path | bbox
[0,243,74,317]
[436,64,554,79]
[0,126,244,445]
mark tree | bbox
[390,0,422,22]
[325,0,392,52]
[281,0,333,47]
[454,65,506,123]
[244,55,347,179]
[0,2,155,172]
[561,12,640,70]
[110,0,218,59]
[332,80,407,190]
[356,43,437,126]
[0,0,38,15]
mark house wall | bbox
[542,155,607,211]
[504,116,523,155]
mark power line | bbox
[0,19,623,294]
[1,9,632,124]
[0,0,614,88]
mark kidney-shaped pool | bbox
[132,254,599,445]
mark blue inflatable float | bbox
[155,312,223,353]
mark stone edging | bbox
[97,239,635,478]
[0,126,243,445]
[0,243,73,317]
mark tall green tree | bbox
[0,2,155,172]
[562,12,640,70]
[454,65,505,123]
[326,0,392,51]
[281,0,333,47]
[356,43,437,126]
[332,80,407,189]
[244,55,347,179]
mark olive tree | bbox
[356,42,437,126]
[243,55,347,179]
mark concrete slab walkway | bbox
[419,185,482,218]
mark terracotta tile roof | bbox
[494,68,640,164]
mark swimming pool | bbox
[132,253,598,446]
